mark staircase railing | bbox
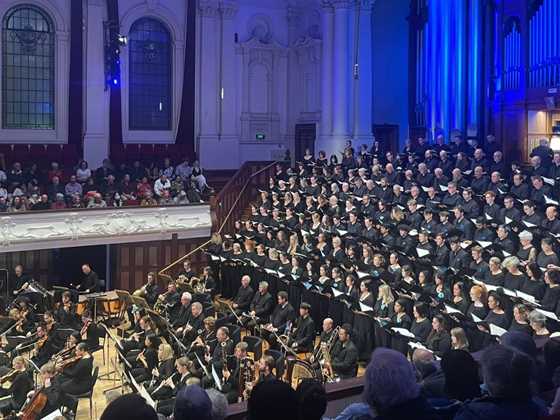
[157,161,278,280]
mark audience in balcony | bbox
[0,156,210,212]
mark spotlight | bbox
[113,78,118,86]
[117,34,128,46]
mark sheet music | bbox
[331,288,345,298]
[471,313,483,323]
[489,323,507,337]
[416,248,430,258]
[444,304,463,315]
[536,308,559,321]
[391,327,415,338]
[211,365,223,391]
[359,302,373,312]
[545,195,560,206]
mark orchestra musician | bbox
[241,355,276,401]
[10,264,31,297]
[55,342,93,414]
[54,332,81,365]
[188,317,217,360]
[155,281,180,317]
[122,314,155,355]
[289,302,316,353]
[181,302,204,344]
[245,281,274,330]
[130,334,161,383]
[261,291,296,347]
[310,318,337,363]
[200,266,217,296]
[0,356,34,414]
[76,264,100,293]
[171,292,192,332]
[205,326,234,372]
[55,291,79,329]
[324,324,359,380]
[80,310,101,352]
[20,363,61,419]
[222,342,248,403]
[132,271,160,306]
[225,275,254,323]
[178,260,196,280]
[156,357,196,416]
[146,343,176,399]
[32,323,60,367]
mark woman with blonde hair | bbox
[451,327,469,351]
[373,284,395,323]
[467,285,488,320]
[287,233,300,256]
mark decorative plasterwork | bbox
[0,205,212,252]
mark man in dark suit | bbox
[78,264,99,293]
[290,303,315,353]
[327,324,359,380]
[222,275,253,326]
[453,206,474,240]
[232,275,254,314]
[262,291,296,347]
[171,292,192,331]
[247,281,274,324]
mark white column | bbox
[197,0,226,168]
[83,0,110,168]
[218,1,240,143]
[332,0,350,153]
[318,1,334,155]
[353,0,374,145]
[286,6,300,157]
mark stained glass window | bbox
[2,6,55,129]
[129,18,172,130]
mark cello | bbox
[19,387,48,420]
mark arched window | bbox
[2,6,55,129]
[129,18,172,131]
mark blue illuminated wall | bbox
[372,0,409,146]
[414,0,484,140]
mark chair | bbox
[243,335,263,361]
[223,323,241,344]
[265,349,285,379]
[66,366,99,418]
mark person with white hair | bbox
[335,348,437,420]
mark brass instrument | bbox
[320,326,340,383]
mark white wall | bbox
[0,0,70,144]
[0,0,401,169]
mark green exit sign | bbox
[256,133,266,140]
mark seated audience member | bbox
[440,350,481,402]
[173,385,213,420]
[100,394,158,420]
[205,388,228,420]
[412,348,446,399]
[336,348,437,420]
[454,344,548,420]
[295,379,327,420]
[247,380,298,420]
